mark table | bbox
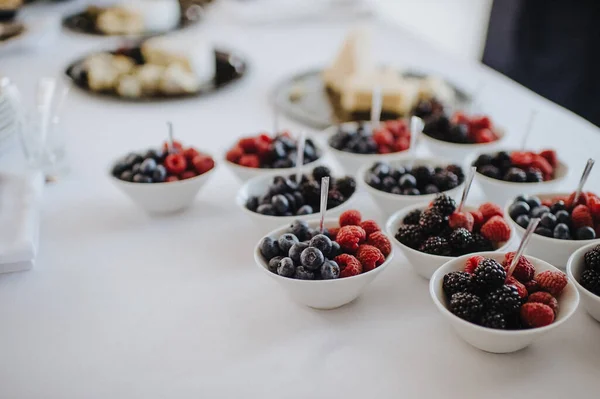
[1,2,599,398]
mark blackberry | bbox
[480,310,507,329]
[432,194,457,216]
[447,164,465,182]
[473,154,493,168]
[584,249,600,272]
[473,258,506,293]
[504,167,527,182]
[419,236,451,256]
[484,285,521,315]
[403,209,422,225]
[470,232,494,252]
[419,208,444,234]
[448,228,474,251]
[526,168,544,182]
[449,292,483,322]
[395,224,424,249]
[443,271,473,297]
[432,170,459,191]
[327,190,345,209]
[478,164,500,179]
[312,166,332,182]
[412,165,434,184]
[334,176,357,198]
[581,269,600,295]
[300,180,320,206]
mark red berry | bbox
[360,220,381,237]
[503,252,535,282]
[393,137,410,152]
[521,302,555,328]
[464,255,484,274]
[328,227,340,240]
[451,111,470,125]
[226,146,243,163]
[378,145,393,154]
[336,225,366,252]
[183,147,200,160]
[531,155,553,177]
[257,133,272,143]
[572,205,594,229]
[238,137,258,153]
[238,154,260,168]
[335,254,363,278]
[471,115,492,130]
[164,153,187,175]
[506,276,528,299]
[474,129,496,143]
[162,140,183,153]
[373,129,394,147]
[539,149,558,167]
[165,175,179,183]
[192,154,215,175]
[478,202,504,221]
[255,139,271,159]
[449,211,474,232]
[524,279,540,294]
[588,196,600,219]
[180,171,197,180]
[356,244,385,272]
[470,210,484,229]
[339,210,362,226]
[480,215,511,242]
[510,151,534,168]
[536,270,568,296]
[527,291,559,315]
[366,231,391,257]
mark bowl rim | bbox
[357,156,467,201]
[505,191,600,244]
[254,217,395,284]
[385,201,514,260]
[322,121,412,159]
[222,133,324,172]
[430,251,580,336]
[236,170,358,221]
[420,125,506,148]
[566,241,600,302]
[108,150,217,187]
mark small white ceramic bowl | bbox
[224,135,324,182]
[358,156,465,216]
[505,192,600,268]
[567,242,600,322]
[322,121,412,175]
[421,127,506,163]
[470,148,569,205]
[386,202,513,279]
[254,218,394,309]
[237,172,358,232]
[109,155,216,214]
[430,252,579,353]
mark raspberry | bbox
[510,151,534,168]
[183,147,200,160]
[465,255,485,274]
[474,129,495,143]
[520,302,555,328]
[506,276,528,299]
[471,115,492,130]
[372,129,394,147]
[531,155,553,177]
[480,216,511,242]
[192,154,214,174]
[339,210,362,226]
[238,154,260,168]
[393,137,410,152]
[565,192,588,209]
[449,211,474,232]
[470,210,484,229]
[588,196,600,219]
[356,245,385,272]
[503,252,535,282]
[536,270,568,296]
[478,203,504,221]
[328,227,340,240]
[572,205,594,229]
[360,220,381,237]
[527,291,559,315]
[366,231,391,257]
[336,225,366,252]
[238,137,258,153]
[524,279,540,294]
[539,149,558,167]
[335,254,363,278]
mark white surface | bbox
[0,3,600,399]
[430,252,580,353]
[567,243,600,322]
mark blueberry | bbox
[284,193,297,212]
[372,163,391,179]
[535,226,553,237]
[119,170,134,182]
[132,173,152,183]
[294,266,315,280]
[271,194,289,214]
[449,124,469,142]
[278,233,299,254]
[553,223,571,240]
[382,176,396,192]
[576,227,596,240]
[289,242,309,264]
[550,200,566,214]
[555,210,571,225]
[391,166,406,180]
[277,257,296,277]
[539,213,557,229]
[245,196,259,212]
[473,154,493,167]
[320,260,340,280]
[124,153,143,168]
[478,165,500,179]
[526,168,543,182]
[296,205,313,215]
[131,163,142,175]
[514,195,529,203]
[142,148,163,161]
[526,196,542,209]
[508,201,530,220]
[391,186,402,195]
[268,256,283,273]
[300,247,325,270]
[530,205,550,218]
[309,234,332,255]
[112,161,127,177]
[293,192,305,208]
[424,184,439,194]
[399,174,417,189]
[328,241,341,258]
[412,165,434,183]
[256,204,276,216]
[152,165,167,182]
[259,236,280,260]
[515,214,530,229]
[403,188,420,195]
[503,167,527,182]
[366,174,382,188]
[290,220,310,241]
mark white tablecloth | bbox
[1,2,599,398]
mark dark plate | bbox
[271,69,472,129]
[64,46,247,101]
[62,2,206,37]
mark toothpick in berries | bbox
[409,115,423,153]
[319,176,330,234]
[507,217,540,277]
[457,166,477,213]
[295,131,306,184]
[370,85,382,133]
[574,158,595,204]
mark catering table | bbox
[1,2,599,398]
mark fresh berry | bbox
[470,210,484,229]
[366,231,392,257]
[289,242,309,265]
[335,254,363,278]
[330,120,410,155]
[294,266,315,280]
[470,232,494,252]
[268,256,283,273]
[449,212,474,232]
[479,202,504,221]
[572,205,594,229]
[576,226,596,240]
[503,252,535,282]
[290,220,310,241]
[278,233,299,255]
[192,154,214,174]
[480,310,507,329]
[508,201,530,220]
[465,255,485,274]
[360,220,380,237]
[339,210,362,226]
[448,228,474,251]
[449,292,483,322]
[480,216,511,242]
[259,237,280,260]
[277,257,296,277]
[536,270,568,296]
[584,248,600,271]
[356,245,385,272]
[506,276,528,299]
[484,285,521,315]
[320,260,340,280]
[419,209,445,234]
[395,224,424,249]
[336,225,367,252]
[327,227,340,241]
[432,194,457,216]
[300,247,325,271]
[443,271,473,296]
[520,302,555,328]
[403,209,422,225]
[524,279,540,294]
[527,291,559,315]
[335,177,357,198]
[164,153,187,174]
[419,236,451,256]
[581,269,600,295]
[473,258,507,292]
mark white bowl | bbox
[109,155,216,214]
[358,156,465,216]
[322,121,412,175]
[386,202,513,279]
[237,172,357,232]
[470,148,569,205]
[254,218,394,309]
[567,242,600,322]
[421,127,506,163]
[505,192,600,268]
[224,135,324,182]
[430,252,580,353]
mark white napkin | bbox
[0,172,44,273]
